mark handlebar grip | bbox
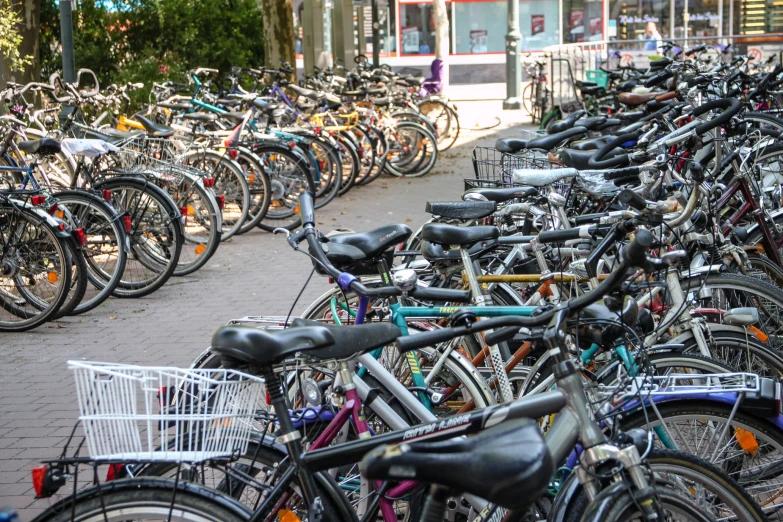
[622,229,654,267]
[603,166,642,181]
[587,131,638,169]
[396,328,460,353]
[298,191,315,226]
[538,228,583,243]
[618,189,648,211]
[655,91,678,102]
[409,287,472,303]
[573,212,608,226]
[484,326,521,346]
[692,97,742,136]
[644,70,673,88]
[650,58,672,69]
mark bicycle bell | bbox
[392,269,418,292]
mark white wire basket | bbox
[69,361,266,463]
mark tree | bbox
[259,0,295,73]
[431,0,449,93]
[0,0,37,88]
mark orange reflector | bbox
[294,205,300,214]
[47,271,59,283]
[278,509,301,522]
[748,326,769,343]
[735,428,759,455]
[195,244,206,255]
[55,210,65,219]
[187,205,196,216]
[248,173,255,183]
[757,243,766,254]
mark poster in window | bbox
[402,27,420,53]
[469,30,488,53]
[589,16,602,36]
[531,15,545,35]
[570,9,584,42]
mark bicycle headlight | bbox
[303,378,322,407]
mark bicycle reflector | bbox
[121,215,132,234]
[180,207,188,226]
[289,141,297,149]
[31,195,46,206]
[216,195,225,210]
[72,228,87,246]
[106,463,125,482]
[203,177,215,188]
[228,148,239,160]
[47,203,59,215]
[103,189,112,201]
[32,465,65,498]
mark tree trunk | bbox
[259,0,296,78]
[431,0,449,93]
[12,0,41,84]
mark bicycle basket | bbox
[471,146,559,189]
[70,361,266,462]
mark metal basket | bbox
[70,361,266,463]
[107,137,210,184]
[470,146,558,189]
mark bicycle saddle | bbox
[315,224,412,276]
[510,168,576,187]
[464,186,539,203]
[421,223,499,247]
[211,322,400,367]
[87,128,144,145]
[17,138,61,156]
[573,116,607,131]
[156,102,191,111]
[426,201,496,220]
[181,112,218,123]
[617,92,660,107]
[525,127,587,151]
[580,85,606,96]
[495,138,528,154]
[557,147,628,170]
[289,84,319,100]
[569,137,608,151]
[546,110,586,134]
[360,418,554,511]
[420,238,498,263]
[131,114,176,138]
[371,97,391,106]
[617,111,645,122]
[221,111,252,123]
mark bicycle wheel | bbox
[621,400,783,517]
[594,489,714,522]
[680,273,783,372]
[234,148,272,235]
[97,178,183,298]
[680,328,783,379]
[357,125,388,186]
[168,176,221,276]
[351,125,378,185]
[53,190,127,315]
[0,205,71,331]
[384,122,438,178]
[54,238,88,317]
[181,150,250,240]
[309,137,342,208]
[254,145,315,232]
[31,478,250,522]
[418,98,453,150]
[521,82,535,116]
[336,135,360,196]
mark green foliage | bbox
[0,1,33,72]
[38,0,264,109]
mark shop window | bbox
[454,2,506,53]
[564,0,604,43]
[675,0,720,37]
[400,2,451,54]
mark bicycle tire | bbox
[30,478,250,522]
[336,134,360,196]
[51,190,127,315]
[0,206,71,331]
[253,144,315,232]
[357,125,388,186]
[96,177,183,298]
[621,400,783,517]
[310,136,342,209]
[170,176,221,276]
[384,122,438,178]
[351,125,378,185]
[234,147,272,235]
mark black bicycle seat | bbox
[425,201,497,220]
[17,138,62,157]
[546,110,587,134]
[360,418,554,511]
[558,147,627,170]
[573,116,607,131]
[495,138,528,154]
[570,137,608,151]
[211,322,400,367]
[421,224,499,247]
[131,114,176,138]
[526,127,587,151]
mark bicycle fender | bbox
[32,477,252,520]
[548,471,583,522]
[580,481,629,522]
[667,323,770,347]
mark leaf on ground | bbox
[109,316,118,320]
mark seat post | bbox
[459,248,488,306]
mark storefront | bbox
[294,0,782,82]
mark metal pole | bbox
[372,0,380,67]
[503,0,522,109]
[59,0,76,83]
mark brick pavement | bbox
[0,100,532,518]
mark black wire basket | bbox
[468,146,558,190]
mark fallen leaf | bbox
[405,218,413,222]
[110,316,118,320]
[57,323,67,329]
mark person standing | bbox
[644,21,663,53]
